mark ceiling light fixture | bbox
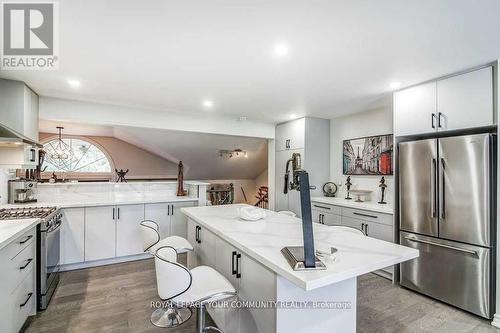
[389,82,401,89]
[219,148,247,159]
[203,100,214,109]
[273,43,289,57]
[68,79,81,88]
[49,127,72,160]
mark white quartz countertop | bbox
[181,204,417,291]
[0,218,40,251]
[0,194,198,210]
[0,194,199,251]
[311,196,394,214]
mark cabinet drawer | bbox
[311,202,341,215]
[313,210,341,226]
[2,228,35,261]
[7,241,35,294]
[342,207,392,226]
[11,268,35,333]
[342,217,393,242]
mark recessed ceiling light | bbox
[389,82,401,89]
[202,100,214,109]
[289,114,297,119]
[273,43,289,57]
[68,79,81,88]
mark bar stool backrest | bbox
[154,246,192,301]
[140,220,160,253]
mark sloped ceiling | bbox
[39,120,268,180]
[2,1,499,123]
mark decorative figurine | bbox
[115,169,129,182]
[345,176,352,200]
[378,176,387,204]
[176,161,187,196]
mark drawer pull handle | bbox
[353,212,378,219]
[20,258,33,270]
[231,251,237,275]
[20,293,33,308]
[404,236,477,256]
[19,235,33,244]
[313,205,331,210]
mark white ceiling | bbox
[39,120,268,180]
[2,0,500,123]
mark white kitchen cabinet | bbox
[437,66,493,131]
[238,252,276,333]
[215,237,240,289]
[275,117,330,217]
[394,65,495,137]
[60,208,85,265]
[84,206,116,261]
[187,219,216,268]
[312,210,341,226]
[145,203,170,239]
[116,204,145,257]
[393,81,437,136]
[145,201,194,240]
[275,117,305,151]
[171,202,195,239]
[0,228,36,333]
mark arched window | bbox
[42,137,112,174]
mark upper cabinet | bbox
[394,82,437,136]
[0,79,39,142]
[275,117,305,151]
[437,66,493,132]
[394,65,495,136]
[275,117,330,215]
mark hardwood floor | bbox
[25,258,500,333]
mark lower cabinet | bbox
[60,208,85,265]
[187,219,216,268]
[0,227,36,333]
[192,219,277,333]
[145,202,195,240]
[85,206,116,261]
[116,204,146,257]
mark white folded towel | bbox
[238,206,266,221]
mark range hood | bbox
[0,123,42,148]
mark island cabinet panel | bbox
[238,252,277,333]
[215,238,240,289]
[187,219,216,268]
[171,202,195,239]
[116,204,145,257]
[145,203,170,239]
[60,208,85,265]
[84,206,116,261]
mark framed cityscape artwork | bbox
[343,134,393,175]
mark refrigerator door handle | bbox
[404,236,477,256]
[431,158,437,218]
[440,158,446,219]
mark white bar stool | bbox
[330,225,366,236]
[277,210,297,217]
[139,220,194,328]
[155,246,237,333]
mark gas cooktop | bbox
[0,206,57,220]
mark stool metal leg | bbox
[196,304,223,333]
[151,305,192,328]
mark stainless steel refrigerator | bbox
[399,133,496,319]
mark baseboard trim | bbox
[491,314,500,328]
[60,253,152,271]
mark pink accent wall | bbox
[39,133,178,180]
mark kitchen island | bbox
[181,204,419,333]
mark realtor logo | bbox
[1,1,59,70]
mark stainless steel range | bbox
[0,206,62,310]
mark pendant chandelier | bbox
[50,126,72,160]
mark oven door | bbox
[39,217,61,310]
